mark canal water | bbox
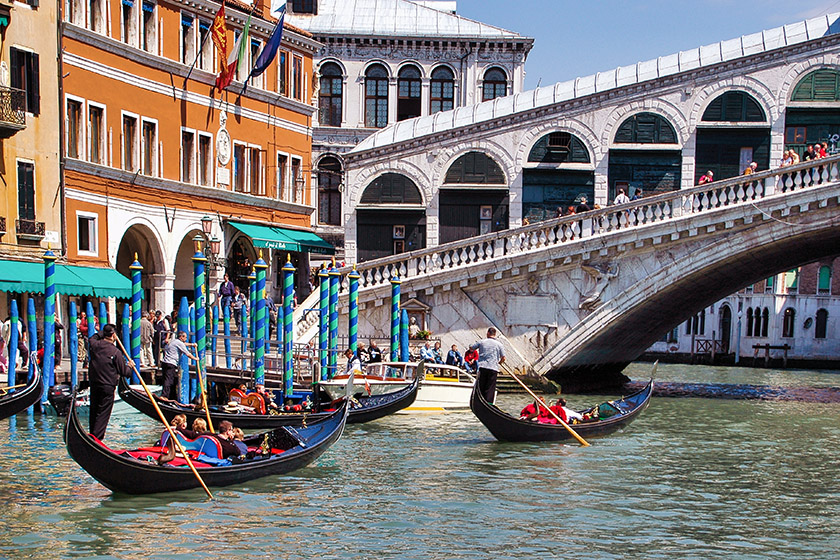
[1,363,839,560]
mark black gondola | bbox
[117,374,419,429]
[0,369,43,421]
[471,379,654,442]
[64,388,349,494]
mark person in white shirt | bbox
[613,187,630,206]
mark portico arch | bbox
[357,173,425,261]
[115,223,166,311]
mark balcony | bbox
[0,216,5,238]
[16,218,45,241]
[0,86,27,139]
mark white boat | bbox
[320,361,475,412]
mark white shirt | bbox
[613,193,630,205]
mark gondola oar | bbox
[190,344,214,434]
[114,337,214,499]
[501,366,590,447]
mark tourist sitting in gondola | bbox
[519,398,548,421]
[171,414,201,439]
[213,421,244,459]
[254,384,279,412]
[192,418,208,434]
[232,427,249,455]
[554,398,584,424]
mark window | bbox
[291,157,302,203]
[364,64,389,128]
[17,161,36,223]
[181,13,196,65]
[482,67,507,102]
[785,269,799,294]
[278,51,288,96]
[318,156,342,225]
[782,308,795,338]
[746,307,754,336]
[197,20,213,71]
[685,311,705,335]
[818,265,831,295]
[122,0,138,47]
[250,147,263,195]
[141,1,156,53]
[397,65,421,121]
[66,0,84,26]
[66,98,83,159]
[87,0,105,33]
[292,55,303,100]
[10,48,39,116]
[250,39,263,89]
[444,152,505,184]
[319,62,343,126]
[528,132,590,163]
[359,173,422,205]
[122,113,139,172]
[142,119,157,176]
[88,104,105,164]
[614,112,678,144]
[198,133,212,186]
[701,91,766,122]
[181,129,196,183]
[761,308,769,337]
[430,66,454,113]
[233,143,246,192]
[291,0,316,13]
[791,69,840,102]
[765,275,775,294]
[77,212,98,255]
[277,153,288,201]
[815,309,828,339]
[753,307,762,338]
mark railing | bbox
[0,86,26,129]
[339,155,840,292]
[16,219,45,239]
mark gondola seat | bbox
[159,431,224,460]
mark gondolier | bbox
[88,324,131,440]
[160,331,198,401]
[470,327,505,404]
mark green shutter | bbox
[818,266,832,292]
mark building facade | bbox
[61,0,330,316]
[286,0,533,263]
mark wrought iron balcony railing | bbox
[16,218,45,240]
[0,86,27,138]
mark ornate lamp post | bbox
[194,216,225,366]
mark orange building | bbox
[61,0,329,312]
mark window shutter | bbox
[28,52,40,115]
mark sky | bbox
[454,0,840,91]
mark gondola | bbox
[117,374,419,429]
[64,388,349,494]
[0,368,43,421]
[470,378,654,442]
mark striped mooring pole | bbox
[282,257,295,398]
[129,255,143,382]
[43,250,57,399]
[318,265,329,380]
[348,266,360,354]
[254,256,268,387]
[390,275,401,361]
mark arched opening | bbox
[172,230,205,307]
[609,112,681,200]
[440,151,508,243]
[782,308,796,338]
[317,156,342,226]
[482,67,507,101]
[357,173,425,262]
[761,307,769,337]
[786,69,840,159]
[815,308,828,339]
[227,235,257,292]
[719,305,732,353]
[318,62,343,127]
[746,307,754,336]
[430,66,455,113]
[697,91,770,181]
[523,131,593,222]
[364,64,389,128]
[397,65,421,121]
[116,224,164,310]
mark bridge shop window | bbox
[614,112,678,144]
[357,173,425,262]
[701,91,766,122]
[791,69,840,102]
[397,65,422,121]
[445,152,505,184]
[528,132,590,164]
[441,152,508,242]
[815,309,828,339]
[782,308,795,338]
[319,62,343,127]
[785,70,840,158]
[430,66,455,114]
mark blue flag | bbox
[249,8,285,80]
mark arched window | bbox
[761,308,769,337]
[791,69,840,102]
[702,91,766,122]
[397,65,421,121]
[364,64,389,128]
[614,112,678,144]
[528,132,590,164]
[360,173,422,205]
[686,311,705,335]
[746,308,754,336]
[482,67,507,102]
[318,62,343,127]
[753,307,761,337]
[818,265,832,295]
[782,308,795,338]
[815,309,828,339]
[430,66,455,114]
[444,152,505,184]
[317,156,342,226]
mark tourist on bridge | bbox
[631,188,644,201]
[575,196,591,214]
[698,170,714,185]
[803,144,817,161]
[743,162,758,176]
[218,273,235,312]
[613,188,630,205]
[88,324,131,440]
[469,327,506,404]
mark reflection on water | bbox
[0,363,838,559]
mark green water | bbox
[1,363,838,559]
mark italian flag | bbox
[217,13,252,91]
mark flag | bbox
[211,4,229,90]
[218,12,252,91]
[247,7,285,82]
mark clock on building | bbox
[217,128,231,166]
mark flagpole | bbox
[185,22,214,86]
[240,6,284,98]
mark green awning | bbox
[0,259,132,298]
[229,221,335,255]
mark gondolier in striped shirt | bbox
[470,327,505,404]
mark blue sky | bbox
[455,0,840,90]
